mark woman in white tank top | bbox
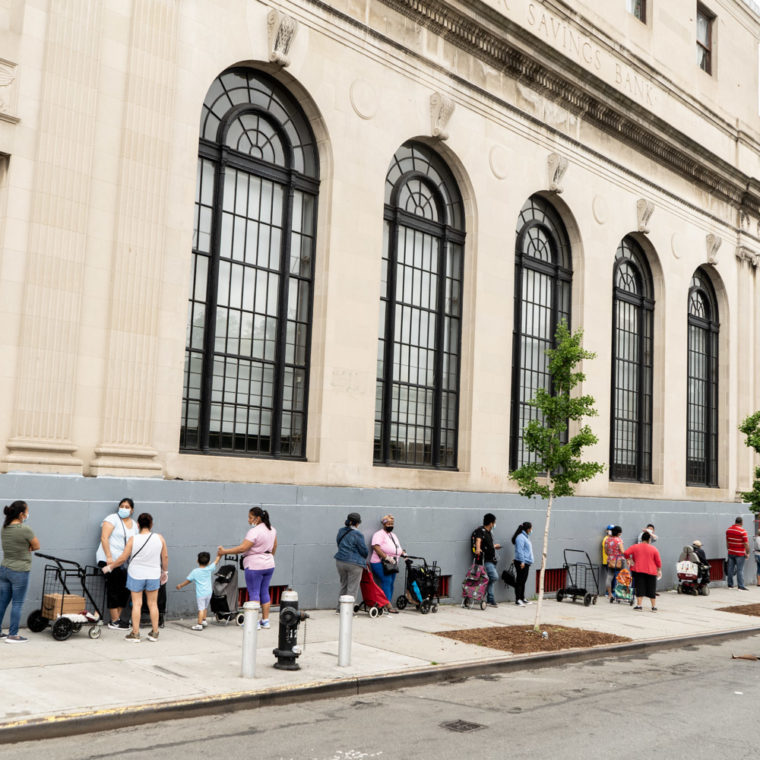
[105,512,168,643]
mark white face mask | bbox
[118,508,131,519]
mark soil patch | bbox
[715,603,760,617]
[437,625,631,654]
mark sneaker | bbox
[257,619,271,630]
[124,632,141,642]
[522,600,533,605]
[5,635,28,643]
[147,630,159,642]
[633,606,643,611]
[739,586,749,591]
[201,620,208,627]
[516,599,526,606]
[651,607,658,611]
[107,620,123,630]
[158,614,165,628]
[0,632,6,639]
[191,624,204,631]
[487,601,498,608]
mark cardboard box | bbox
[41,593,86,618]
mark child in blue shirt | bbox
[176,550,222,630]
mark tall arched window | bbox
[180,68,319,457]
[687,268,719,486]
[374,142,465,468]
[610,237,654,482]
[509,196,572,471]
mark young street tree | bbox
[739,411,760,516]
[510,320,605,632]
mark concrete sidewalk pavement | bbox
[2,587,760,742]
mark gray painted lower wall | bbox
[0,473,753,624]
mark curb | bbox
[2,624,759,744]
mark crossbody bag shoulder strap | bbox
[130,532,153,561]
[337,527,353,547]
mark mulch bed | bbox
[715,603,760,617]
[436,625,631,654]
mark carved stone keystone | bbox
[547,152,568,193]
[636,199,654,233]
[706,233,721,266]
[430,92,455,140]
[268,9,297,67]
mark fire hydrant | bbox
[273,588,309,670]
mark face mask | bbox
[118,508,131,519]
[384,525,394,533]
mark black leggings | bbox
[515,563,531,602]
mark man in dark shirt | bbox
[472,513,501,608]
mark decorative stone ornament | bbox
[430,92,455,140]
[267,9,297,67]
[547,152,568,193]
[736,246,759,267]
[706,233,721,266]
[636,199,654,233]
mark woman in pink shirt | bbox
[623,531,661,611]
[219,507,276,630]
[370,515,406,612]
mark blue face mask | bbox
[118,508,131,519]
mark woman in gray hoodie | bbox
[334,512,368,611]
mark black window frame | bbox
[374,142,465,469]
[509,196,572,473]
[697,4,714,75]
[180,68,320,460]
[626,0,647,23]
[686,268,719,487]
[609,236,654,483]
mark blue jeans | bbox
[370,561,396,606]
[726,555,746,588]
[0,566,30,636]
[484,561,499,603]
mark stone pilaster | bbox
[89,0,179,476]
[3,0,102,472]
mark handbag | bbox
[501,561,517,587]
[382,556,399,574]
[608,557,623,570]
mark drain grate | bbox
[440,720,485,733]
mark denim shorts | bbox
[126,574,160,592]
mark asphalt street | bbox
[7,633,760,760]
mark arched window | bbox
[180,68,319,457]
[374,142,465,468]
[509,196,572,471]
[610,237,654,482]
[687,268,719,486]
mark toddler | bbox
[176,551,222,630]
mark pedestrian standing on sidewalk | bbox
[0,501,39,643]
[106,512,168,643]
[219,507,277,630]
[335,512,368,612]
[624,531,661,611]
[604,526,625,597]
[512,522,533,606]
[637,523,658,544]
[472,514,501,608]
[96,497,138,631]
[370,515,406,611]
[755,527,760,587]
[725,516,750,590]
[176,550,223,630]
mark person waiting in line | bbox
[176,549,223,630]
[637,523,658,544]
[0,501,40,643]
[334,512,368,612]
[754,528,760,588]
[624,531,661,611]
[370,514,406,612]
[726,516,750,590]
[604,526,625,597]
[96,497,138,631]
[472,513,501,608]
[512,521,534,606]
[601,524,614,567]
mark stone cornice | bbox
[373,0,760,214]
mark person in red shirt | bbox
[725,516,750,590]
[623,532,661,611]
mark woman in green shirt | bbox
[0,501,40,643]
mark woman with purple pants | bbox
[219,507,277,630]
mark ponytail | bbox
[250,506,272,530]
[511,521,532,545]
[3,500,28,528]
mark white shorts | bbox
[196,594,211,611]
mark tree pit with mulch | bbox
[437,625,631,654]
[715,603,760,617]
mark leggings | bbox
[244,567,274,604]
[514,562,531,602]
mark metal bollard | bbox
[241,600,260,678]
[338,594,354,667]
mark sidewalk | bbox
[2,587,760,742]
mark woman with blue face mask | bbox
[96,498,138,629]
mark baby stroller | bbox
[211,559,244,625]
[610,566,635,605]
[396,555,441,614]
[677,545,710,596]
[461,561,489,610]
[355,566,390,618]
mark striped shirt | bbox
[726,524,748,557]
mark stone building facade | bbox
[1,0,760,611]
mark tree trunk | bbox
[533,483,553,632]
